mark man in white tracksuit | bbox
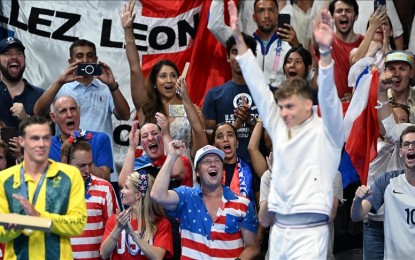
[228,2,344,258]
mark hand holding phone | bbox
[76,63,103,76]
[277,14,291,31]
[374,0,386,11]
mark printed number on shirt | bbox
[116,230,153,255]
[405,208,415,225]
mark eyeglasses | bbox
[401,141,415,149]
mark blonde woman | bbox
[100,172,173,259]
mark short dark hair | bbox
[283,46,313,78]
[400,125,415,147]
[275,77,313,101]
[329,0,359,16]
[69,39,96,59]
[18,116,52,137]
[226,32,257,56]
[254,0,278,11]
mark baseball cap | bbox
[0,37,25,54]
[194,145,225,166]
[385,51,414,68]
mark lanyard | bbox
[20,165,48,210]
[272,38,283,73]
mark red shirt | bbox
[317,34,364,100]
[102,215,173,260]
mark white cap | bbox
[194,145,225,166]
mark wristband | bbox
[374,100,389,109]
[319,47,332,56]
[110,82,119,93]
[124,39,135,46]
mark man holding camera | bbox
[34,39,130,137]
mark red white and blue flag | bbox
[339,66,380,187]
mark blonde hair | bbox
[128,172,165,241]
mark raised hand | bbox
[234,96,251,125]
[129,121,140,149]
[366,40,382,58]
[379,71,396,92]
[354,185,372,201]
[97,61,116,89]
[57,60,83,85]
[369,6,388,33]
[167,140,186,158]
[313,9,334,49]
[116,208,131,229]
[277,24,300,47]
[120,0,136,30]
[155,112,171,137]
[176,76,189,99]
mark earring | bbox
[154,86,157,89]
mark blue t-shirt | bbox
[202,80,259,165]
[49,130,114,172]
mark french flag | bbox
[339,66,380,188]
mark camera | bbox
[77,63,103,76]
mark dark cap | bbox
[0,37,25,54]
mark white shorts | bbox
[269,223,329,260]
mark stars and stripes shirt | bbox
[168,185,258,260]
[71,175,119,260]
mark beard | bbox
[257,24,276,35]
[0,63,25,82]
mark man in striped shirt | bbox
[61,138,119,260]
[151,143,259,260]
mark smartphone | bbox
[0,127,17,145]
[374,0,386,10]
[277,13,291,30]
[168,104,186,117]
[77,63,103,76]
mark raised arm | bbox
[120,0,147,112]
[33,61,82,116]
[118,121,140,188]
[229,0,281,135]
[247,121,268,178]
[313,9,345,148]
[350,185,373,222]
[97,61,130,120]
[350,7,387,66]
[207,0,232,47]
[150,140,185,211]
[154,113,186,182]
[177,76,208,157]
